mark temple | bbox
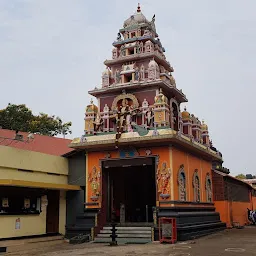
[70,5,226,241]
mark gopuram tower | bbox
[70,5,225,242]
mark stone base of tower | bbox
[155,205,226,241]
[65,208,99,240]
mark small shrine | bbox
[70,4,224,241]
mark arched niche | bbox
[205,173,212,202]
[111,93,139,111]
[177,164,186,201]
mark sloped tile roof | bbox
[0,129,74,156]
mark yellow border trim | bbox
[0,179,81,191]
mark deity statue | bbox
[88,166,101,199]
[178,173,186,201]
[116,32,122,41]
[135,41,141,54]
[134,67,140,81]
[115,70,121,83]
[143,28,151,37]
[145,109,154,127]
[119,99,131,129]
[194,176,200,202]
[157,162,171,196]
[206,179,212,202]
[120,45,126,57]
[93,113,103,132]
[126,113,133,132]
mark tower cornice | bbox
[113,35,155,47]
[89,79,187,103]
[104,51,173,73]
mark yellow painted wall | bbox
[0,167,67,184]
[0,191,67,239]
[0,196,47,239]
[59,191,66,235]
[0,146,68,185]
[0,146,69,238]
[0,146,68,175]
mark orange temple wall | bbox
[214,201,252,228]
[86,146,171,209]
[85,146,214,209]
[171,147,212,203]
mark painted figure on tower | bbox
[88,166,101,200]
[157,162,171,198]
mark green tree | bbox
[0,103,33,132]
[235,174,246,180]
[0,103,72,137]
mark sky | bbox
[0,0,255,176]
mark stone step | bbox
[103,226,151,231]
[98,233,151,238]
[100,230,151,234]
[94,237,151,244]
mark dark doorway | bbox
[103,157,156,223]
[46,190,60,234]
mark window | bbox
[178,165,186,201]
[0,187,41,215]
[193,170,200,202]
[124,73,133,83]
[205,174,212,202]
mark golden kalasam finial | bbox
[90,98,93,105]
[137,3,141,12]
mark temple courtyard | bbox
[4,226,256,256]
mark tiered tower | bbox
[82,4,213,146]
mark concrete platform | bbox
[0,235,64,254]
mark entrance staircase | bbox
[94,226,152,244]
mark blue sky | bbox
[0,0,255,175]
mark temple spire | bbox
[137,3,141,13]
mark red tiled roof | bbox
[0,129,74,156]
[213,170,253,189]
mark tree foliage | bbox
[235,174,246,180]
[0,103,72,137]
[235,174,256,180]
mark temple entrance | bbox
[102,157,156,224]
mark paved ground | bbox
[5,226,256,256]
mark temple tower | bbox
[70,4,224,242]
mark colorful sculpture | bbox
[88,166,101,200]
[157,162,171,198]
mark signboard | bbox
[159,217,177,244]
[24,198,30,209]
[15,218,21,230]
[2,198,9,208]
[162,223,172,237]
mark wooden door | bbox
[46,190,60,234]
